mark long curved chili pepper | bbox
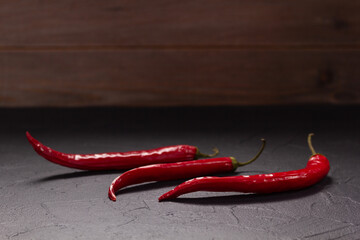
[108,139,265,201]
[159,133,330,201]
[26,132,219,171]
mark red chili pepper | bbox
[108,139,265,201]
[159,133,330,201]
[26,132,219,171]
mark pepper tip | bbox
[158,193,167,202]
[158,190,174,202]
[108,189,117,202]
[25,131,36,146]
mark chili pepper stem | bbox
[308,133,317,155]
[232,138,266,169]
[196,147,219,159]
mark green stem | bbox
[308,133,316,155]
[233,138,266,168]
[196,147,219,158]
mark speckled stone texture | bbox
[1,107,359,239]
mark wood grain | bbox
[1,50,359,107]
[0,0,359,47]
[0,1,359,106]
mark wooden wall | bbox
[0,0,359,106]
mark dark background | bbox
[1,1,360,239]
[1,0,360,107]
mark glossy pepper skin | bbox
[159,134,330,201]
[109,139,265,201]
[109,157,233,201]
[26,132,217,171]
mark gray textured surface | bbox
[1,107,360,239]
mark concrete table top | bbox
[1,107,359,239]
